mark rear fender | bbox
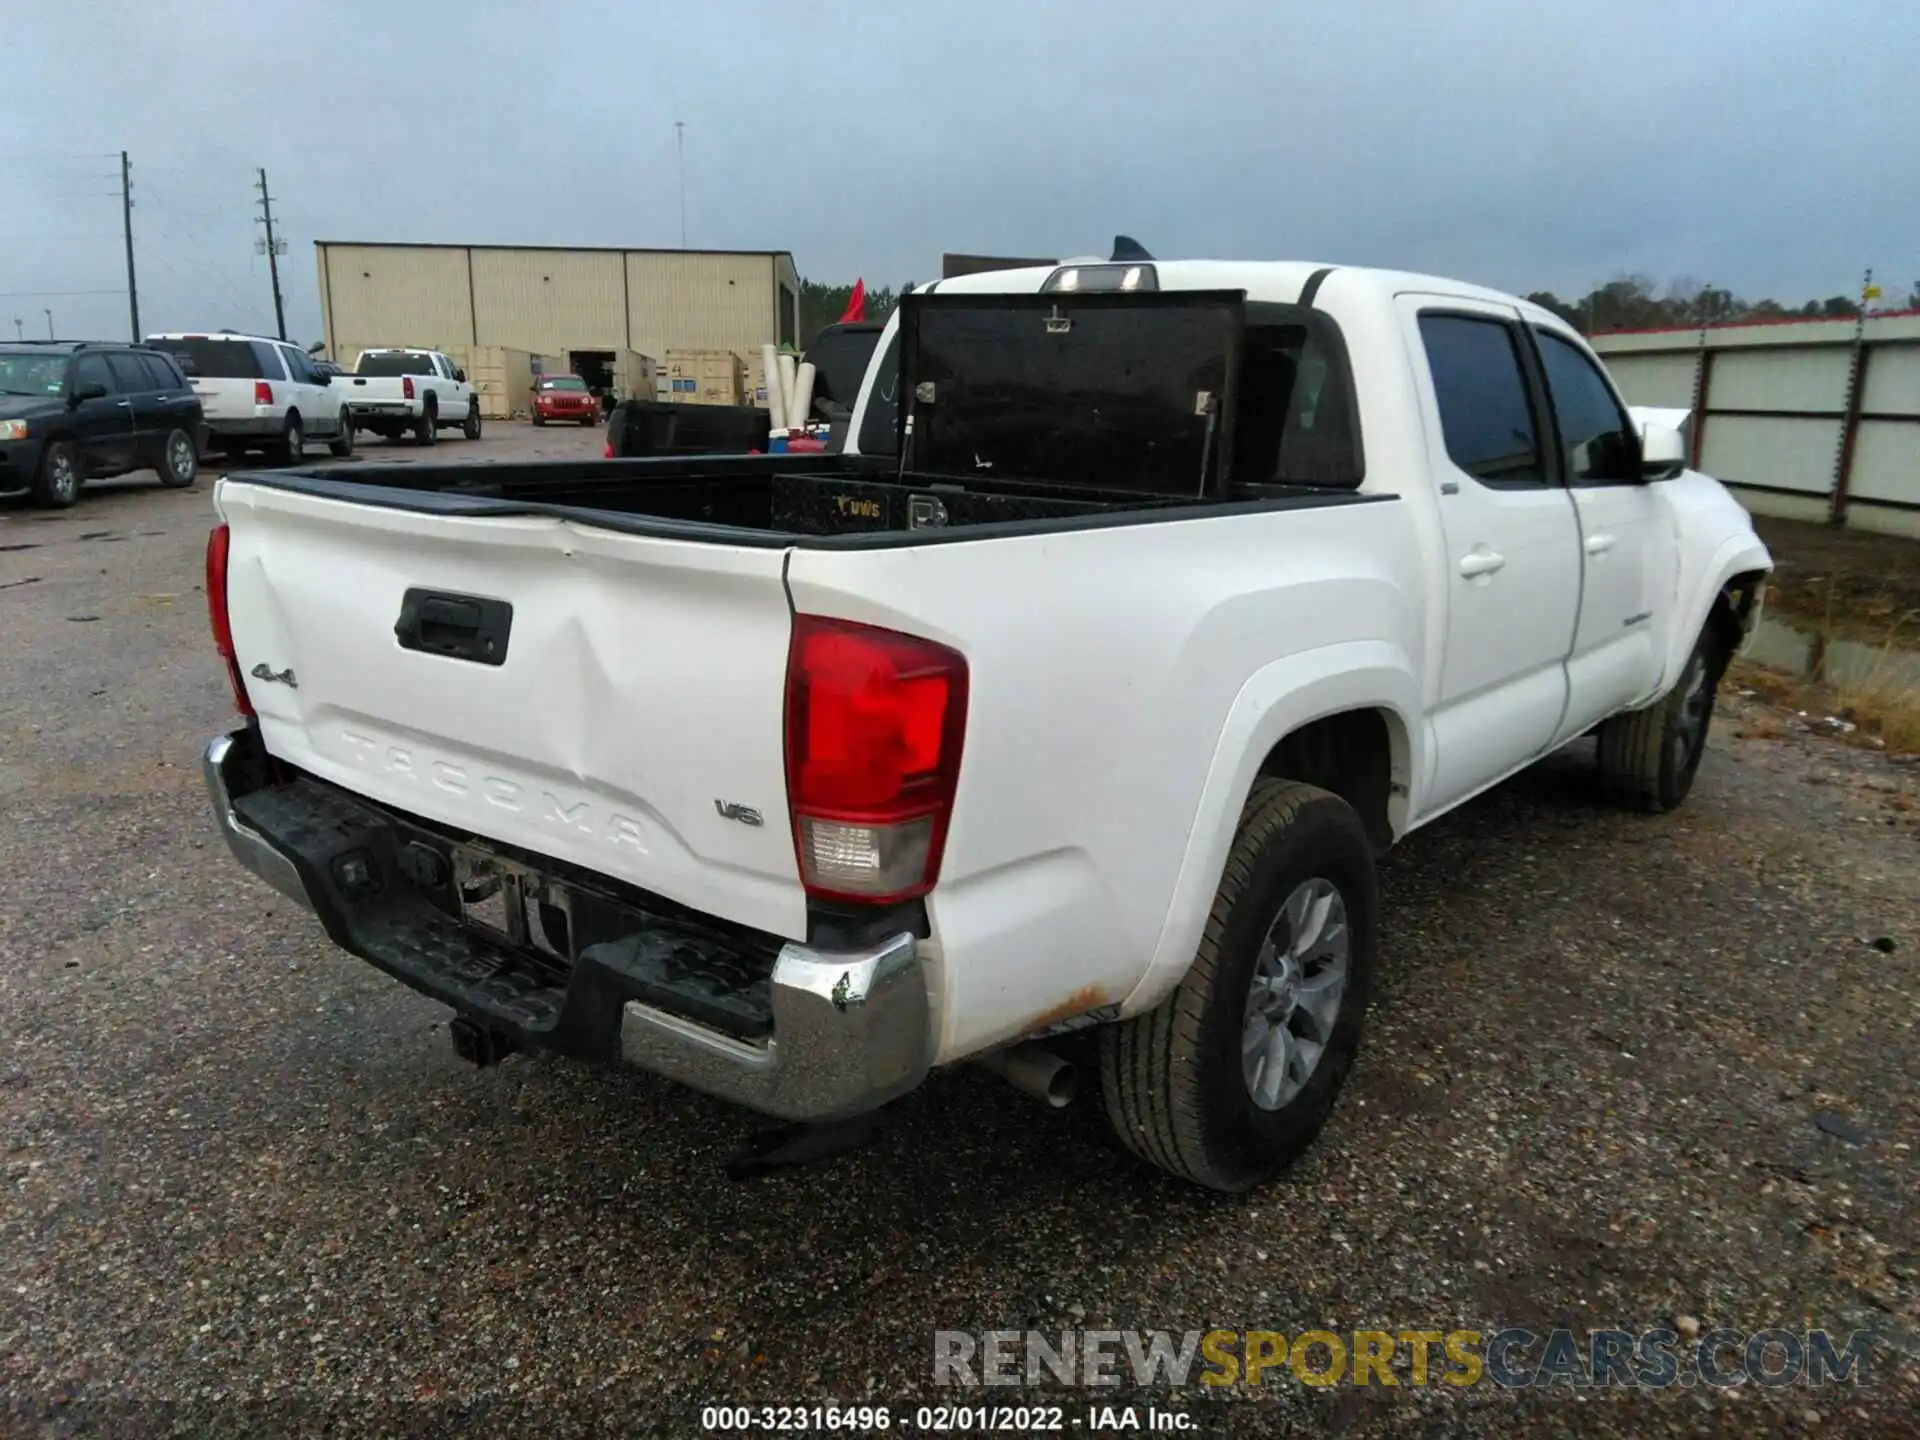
[1119,640,1421,1017]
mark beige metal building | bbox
[315,243,801,396]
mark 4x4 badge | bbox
[249,663,297,688]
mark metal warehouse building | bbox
[1593,311,1920,539]
[315,241,801,386]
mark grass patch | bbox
[1835,671,1920,754]
[1731,609,1920,756]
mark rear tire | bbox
[1595,627,1724,813]
[32,438,82,508]
[278,414,304,466]
[327,412,355,458]
[462,401,482,440]
[157,428,198,488]
[1100,778,1378,1192]
[414,404,437,445]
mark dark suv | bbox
[0,341,206,508]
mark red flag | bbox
[838,278,867,325]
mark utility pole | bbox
[120,150,140,341]
[11,319,21,342]
[256,168,287,341]
[675,121,686,249]
[44,309,53,340]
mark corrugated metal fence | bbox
[1591,313,1920,538]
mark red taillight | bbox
[205,524,253,717]
[783,615,968,904]
[253,380,273,406]
[403,375,415,401]
[602,443,613,459]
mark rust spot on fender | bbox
[1023,985,1109,1035]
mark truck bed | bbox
[224,454,1378,548]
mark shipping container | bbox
[445,343,541,419]
[664,348,745,406]
[610,350,658,402]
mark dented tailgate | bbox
[213,477,807,940]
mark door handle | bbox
[115,400,132,408]
[1459,549,1506,579]
[1585,532,1616,555]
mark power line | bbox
[0,288,125,298]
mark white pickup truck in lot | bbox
[339,348,481,445]
[201,255,1771,1191]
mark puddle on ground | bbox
[1748,613,1920,690]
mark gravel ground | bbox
[2,436,1916,1437]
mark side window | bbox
[106,352,152,393]
[251,342,287,381]
[283,346,321,384]
[1534,330,1639,483]
[139,353,183,390]
[1232,320,1365,488]
[1417,314,1546,486]
[71,354,115,396]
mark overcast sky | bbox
[8,0,1916,347]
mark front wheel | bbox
[32,438,83,508]
[157,428,198,488]
[328,412,355,458]
[1101,778,1378,1192]
[1595,629,1724,813]
[462,401,482,440]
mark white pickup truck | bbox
[201,256,1771,1192]
[339,348,481,445]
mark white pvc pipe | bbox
[789,361,817,433]
[759,344,784,431]
[777,354,799,433]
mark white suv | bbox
[144,332,352,464]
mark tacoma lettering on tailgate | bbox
[338,731,651,853]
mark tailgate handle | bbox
[394,588,513,666]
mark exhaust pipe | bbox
[974,1042,1080,1108]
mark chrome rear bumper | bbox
[203,727,932,1120]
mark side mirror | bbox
[71,380,108,404]
[1639,420,1687,480]
[454,368,467,383]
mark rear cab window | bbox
[1231,306,1365,490]
[356,351,440,378]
